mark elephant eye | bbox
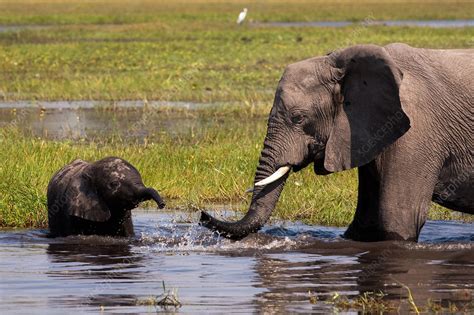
[291,114,305,124]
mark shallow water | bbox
[0,210,472,314]
[0,100,210,110]
[0,104,255,140]
[0,25,51,33]
[255,19,474,28]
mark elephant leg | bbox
[378,180,435,242]
[345,157,439,242]
[344,162,384,241]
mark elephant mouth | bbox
[314,149,332,175]
[292,160,312,172]
[293,144,326,173]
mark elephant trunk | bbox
[141,187,166,209]
[200,147,289,240]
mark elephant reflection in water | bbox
[46,241,146,308]
[46,242,143,274]
[250,243,474,313]
[251,247,360,313]
[354,246,474,310]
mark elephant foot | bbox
[344,223,418,242]
[343,224,384,242]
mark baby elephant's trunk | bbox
[141,187,166,209]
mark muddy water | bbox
[0,104,247,140]
[0,210,472,314]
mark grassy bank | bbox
[0,0,472,228]
[0,1,472,101]
[1,0,473,25]
[0,109,461,228]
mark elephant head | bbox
[200,44,410,239]
[48,156,165,236]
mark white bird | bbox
[237,8,248,25]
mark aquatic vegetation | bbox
[329,291,397,313]
[393,277,420,314]
[323,290,474,314]
[426,298,474,314]
[136,281,182,309]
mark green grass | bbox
[0,0,472,228]
[0,0,473,25]
[0,1,472,101]
[0,109,465,228]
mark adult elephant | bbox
[201,43,473,241]
[48,157,165,237]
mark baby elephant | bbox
[47,157,165,237]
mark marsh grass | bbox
[0,26,472,102]
[329,291,396,313]
[0,118,355,228]
[135,281,181,309]
[0,1,472,102]
[323,290,474,314]
[0,110,464,229]
[0,0,473,25]
[392,277,421,314]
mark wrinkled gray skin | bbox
[201,43,473,242]
[47,157,165,237]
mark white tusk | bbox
[254,166,291,187]
[244,166,291,194]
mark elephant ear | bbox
[324,45,410,172]
[65,165,111,222]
